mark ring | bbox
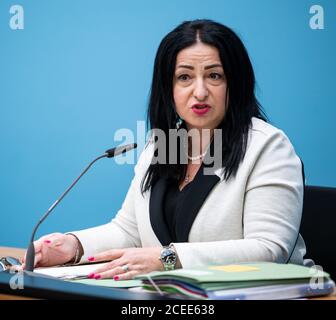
[121,264,129,272]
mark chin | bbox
[186,122,215,131]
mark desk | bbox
[0,247,176,300]
[0,247,32,299]
[1,247,335,300]
[0,247,25,260]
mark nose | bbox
[193,78,208,101]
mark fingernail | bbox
[88,256,95,262]
[94,274,101,280]
[113,275,119,281]
[87,273,95,279]
[44,240,51,244]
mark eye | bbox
[177,74,191,81]
[209,73,222,80]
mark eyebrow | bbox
[176,63,223,70]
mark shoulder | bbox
[244,118,302,179]
[248,117,296,153]
[133,138,155,176]
[250,117,287,139]
[242,117,302,177]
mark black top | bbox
[163,180,192,242]
[149,162,220,246]
[163,165,204,242]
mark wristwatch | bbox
[160,244,177,271]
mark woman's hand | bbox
[87,247,164,280]
[22,233,79,268]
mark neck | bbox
[187,127,213,158]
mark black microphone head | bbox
[25,242,36,272]
[105,143,137,158]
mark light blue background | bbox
[0,0,335,248]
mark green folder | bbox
[70,278,142,288]
[136,262,331,291]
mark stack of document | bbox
[34,262,143,288]
[35,262,110,280]
[135,262,335,300]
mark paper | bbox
[35,262,109,280]
[207,279,336,300]
[208,265,260,272]
[72,278,142,288]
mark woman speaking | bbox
[23,19,306,281]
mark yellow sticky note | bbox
[208,265,260,272]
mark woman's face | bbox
[173,42,228,131]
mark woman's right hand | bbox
[22,233,79,268]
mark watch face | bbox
[161,248,177,265]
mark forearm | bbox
[172,238,279,269]
[70,221,140,263]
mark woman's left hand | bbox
[87,247,163,280]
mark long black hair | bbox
[141,19,266,193]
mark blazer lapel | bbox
[175,167,220,242]
[149,178,173,246]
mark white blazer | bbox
[72,118,307,268]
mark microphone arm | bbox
[25,143,137,272]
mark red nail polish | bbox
[44,240,51,244]
[88,256,95,262]
[113,275,119,281]
[88,273,95,279]
[94,274,101,280]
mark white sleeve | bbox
[70,143,152,262]
[172,131,304,268]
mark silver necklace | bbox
[185,149,208,183]
[187,150,207,161]
[184,138,212,183]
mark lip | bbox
[191,103,211,115]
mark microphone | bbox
[105,143,137,158]
[25,143,137,272]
